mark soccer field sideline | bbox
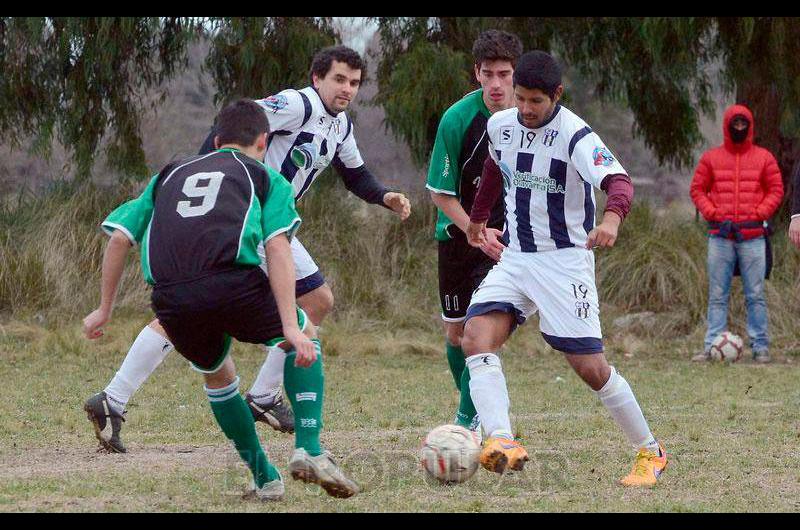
[2,316,798,512]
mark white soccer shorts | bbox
[257,237,324,295]
[466,247,603,354]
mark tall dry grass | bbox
[1,179,798,347]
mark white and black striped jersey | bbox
[487,104,627,253]
[256,86,364,200]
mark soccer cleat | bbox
[753,351,771,364]
[83,391,127,453]
[246,391,295,434]
[691,351,711,362]
[288,448,359,499]
[620,443,668,487]
[480,436,529,474]
[245,475,285,502]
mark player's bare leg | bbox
[564,351,667,486]
[204,356,284,501]
[84,319,172,453]
[461,312,528,473]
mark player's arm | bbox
[261,169,315,366]
[466,155,504,257]
[585,174,633,249]
[569,130,632,248]
[83,231,132,339]
[789,163,800,250]
[335,119,411,220]
[332,156,411,220]
[83,174,160,339]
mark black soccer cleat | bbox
[83,391,127,453]
[246,391,295,434]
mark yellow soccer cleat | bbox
[620,443,668,487]
[480,436,529,474]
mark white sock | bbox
[248,345,286,404]
[595,366,658,451]
[104,326,173,414]
[467,353,513,439]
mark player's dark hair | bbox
[472,30,523,67]
[512,51,562,99]
[215,99,269,147]
[310,45,365,81]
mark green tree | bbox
[0,17,338,182]
[372,17,800,196]
[0,17,197,179]
[204,17,337,105]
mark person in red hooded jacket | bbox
[690,104,783,363]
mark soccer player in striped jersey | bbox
[83,100,358,500]
[464,51,668,486]
[83,46,411,452]
[426,30,522,438]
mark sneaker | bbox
[288,448,359,499]
[246,391,295,434]
[479,436,529,474]
[620,442,668,487]
[245,474,285,502]
[691,351,711,362]
[83,392,126,453]
[753,351,771,364]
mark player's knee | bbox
[460,326,482,356]
[571,359,610,391]
[445,324,464,347]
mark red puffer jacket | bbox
[690,104,784,240]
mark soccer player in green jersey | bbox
[426,30,523,437]
[83,100,358,500]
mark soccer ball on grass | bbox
[709,331,744,362]
[420,424,481,484]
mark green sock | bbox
[456,362,478,429]
[284,339,324,457]
[446,342,466,389]
[206,377,280,487]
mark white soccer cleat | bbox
[288,448,359,499]
[246,475,285,502]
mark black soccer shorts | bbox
[437,231,497,322]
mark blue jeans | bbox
[704,235,769,353]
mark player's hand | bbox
[383,192,411,221]
[586,212,621,249]
[466,221,486,248]
[789,217,800,250]
[480,227,505,262]
[83,308,111,340]
[285,327,317,368]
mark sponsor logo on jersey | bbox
[499,161,514,190]
[442,154,450,178]
[512,171,566,194]
[295,392,317,402]
[543,128,559,147]
[499,126,514,145]
[262,95,288,113]
[592,146,615,166]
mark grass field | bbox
[1,314,799,512]
[2,183,799,511]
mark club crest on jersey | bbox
[592,147,615,166]
[262,95,288,113]
[499,126,514,145]
[543,128,559,147]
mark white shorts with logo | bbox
[257,237,325,296]
[465,247,603,354]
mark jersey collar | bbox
[516,104,562,130]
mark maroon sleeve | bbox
[469,156,503,223]
[600,173,634,221]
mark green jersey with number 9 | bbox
[101,148,301,286]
